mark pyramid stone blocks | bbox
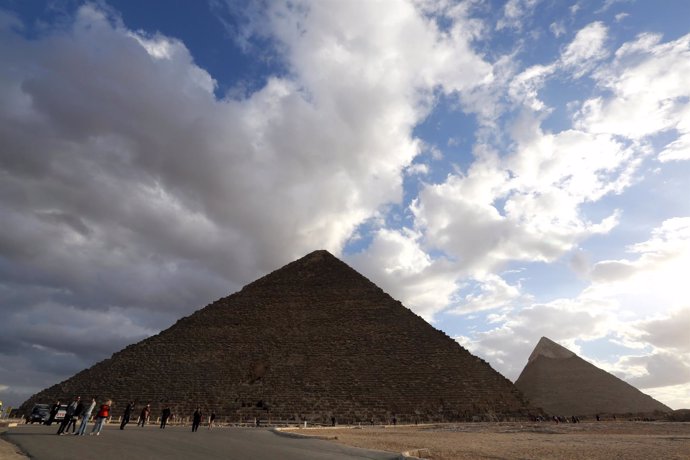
[20,250,533,422]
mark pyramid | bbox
[20,250,532,422]
[515,337,672,416]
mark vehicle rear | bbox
[55,404,68,421]
[27,404,50,424]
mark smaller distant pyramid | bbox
[515,337,671,416]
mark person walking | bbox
[160,407,171,428]
[90,400,111,436]
[137,404,150,427]
[57,396,80,435]
[76,397,97,436]
[191,407,202,432]
[208,412,216,430]
[120,402,134,430]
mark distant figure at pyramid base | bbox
[20,250,534,423]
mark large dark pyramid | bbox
[515,337,672,416]
[20,250,532,422]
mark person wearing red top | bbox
[89,400,111,436]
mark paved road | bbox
[1,424,398,460]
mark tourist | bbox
[192,407,202,432]
[138,404,150,427]
[208,411,216,429]
[90,399,111,436]
[57,396,80,435]
[45,400,60,426]
[160,407,171,428]
[76,397,97,436]
[331,416,336,427]
[65,397,84,434]
[120,401,134,430]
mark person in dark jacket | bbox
[45,401,60,426]
[65,398,84,433]
[192,407,202,432]
[137,404,150,427]
[76,397,97,436]
[160,407,171,428]
[120,402,134,430]
[57,396,80,435]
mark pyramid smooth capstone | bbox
[20,250,532,422]
[515,337,672,416]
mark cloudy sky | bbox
[1,0,689,411]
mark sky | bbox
[1,0,689,411]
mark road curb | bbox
[399,448,431,459]
[271,427,338,441]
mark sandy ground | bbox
[297,421,690,459]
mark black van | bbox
[26,404,51,424]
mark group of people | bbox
[47,396,111,436]
[46,397,217,435]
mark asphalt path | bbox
[2,424,399,460]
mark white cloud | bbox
[507,22,609,113]
[644,383,690,411]
[549,21,566,38]
[497,0,541,31]
[348,229,458,320]
[406,163,429,176]
[659,126,690,162]
[635,308,690,353]
[586,218,690,314]
[508,63,556,111]
[453,273,524,314]
[597,0,633,14]
[576,32,690,149]
[615,12,629,22]
[412,121,631,275]
[560,21,609,77]
[620,352,690,389]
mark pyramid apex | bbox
[286,249,341,268]
[303,249,336,259]
[527,337,575,363]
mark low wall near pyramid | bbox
[20,250,534,423]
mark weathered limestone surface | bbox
[515,337,672,416]
[20,250,533,422]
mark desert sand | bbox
[297,421,690,459]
